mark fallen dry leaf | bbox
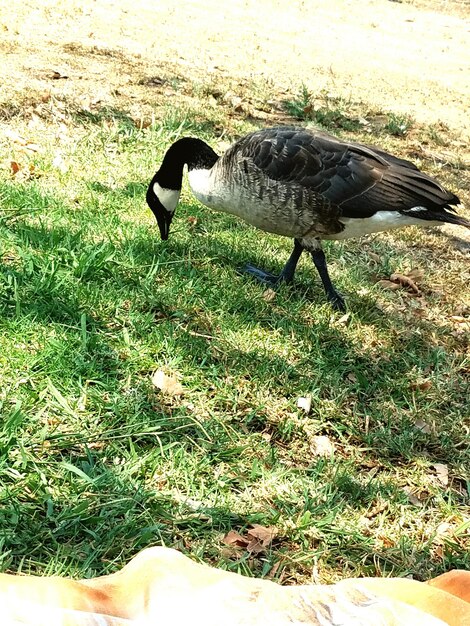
[404,487,425,507]
[51,70,68,79]
[52,153,68,173]
[432,463,449,487]
[297,395,311,414]
[222,529,249,548]
[310,435,335,457]
[336,312,350,325]
[262,288,276,302]
[28,113,45,130]
[433,521,453,542]
[10,161,37,181]
[377,279,401,291]
[377,534,395,548]
[368,251,381,264]
[414,418,431,434]
[410,380,432,391]
[5,128,28,145]
[267,560,282,579]
[390,272,421,295]
[22,142,40,154]
[222,525,277,554]
[10,161,21,175]
[433,544,444,560]
[450,315,469,324]
[151,369,184,396]
[407,268,425,281]
[377,269,425,296]
[247,524,277,544]
[364,500,388,519]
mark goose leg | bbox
[309,247,346,312]
[244,239,304,285]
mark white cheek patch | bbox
[153,182,180,213]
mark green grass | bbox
[284,84,361,131]
[384,112,414,137]
[0,94,469,586]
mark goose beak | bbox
[158,210,173,240]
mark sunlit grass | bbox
[0,87,469,585]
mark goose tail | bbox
[440,209,470,229]
[404,204,470,229]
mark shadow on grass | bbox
[2,443,467,581]
[0,183,468,581]
[1,187,466,449]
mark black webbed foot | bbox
[327,290,346,312]
[243,264,292,285]
[242,239,347,311]
[243,239,304,286]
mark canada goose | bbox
[146,126,469,310]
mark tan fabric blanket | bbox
[1,547,469,625]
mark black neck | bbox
[155,137,219,190]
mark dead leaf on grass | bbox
[10,161,21,175]
[262,288,276,302]
[377,534,395,548]
[151,369,184,396]
[377,269,424,296]
[222,529,249,548]
[390,272,421,295]
[406,268,425,281]
[5,129,28,145]
[22,142,40,154]
[432,463,449,487]
[310,435,335,457]
[247,524,277,544]
[222,525,277,554]
[52,153,68,173]
[410,380,432,391]
[10,161,37,180]
[368,251,381,264]
[404,487,425,507]
[267,560,282,579]
[297,395,311,414]
[364,500,388,519]
[413,418,431,434]
[51,70,68,79]
[377,279,401,291]
[336,312,350,325]
[450,315,469,326]
[433,522,453,543]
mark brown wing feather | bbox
[232,127,460,219]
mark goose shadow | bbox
[3,211,463,471]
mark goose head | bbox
[146,137,219,240]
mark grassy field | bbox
[0,66,469,586]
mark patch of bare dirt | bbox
[1,0,469,137]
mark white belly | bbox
[188,168,438,240]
